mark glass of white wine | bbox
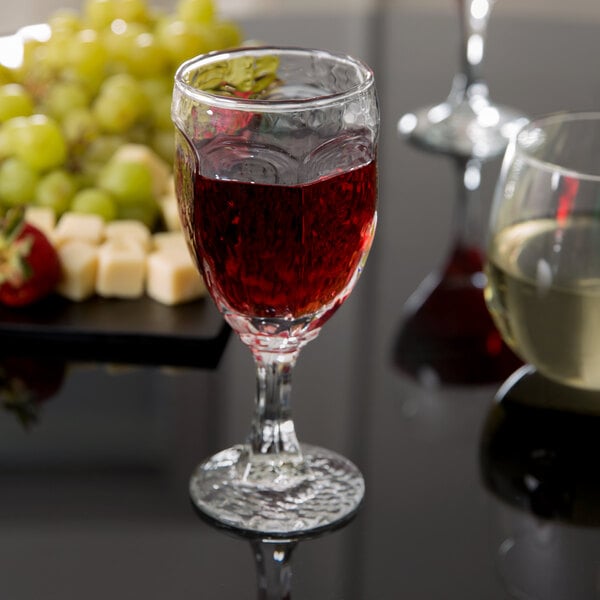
[485,111,600,390]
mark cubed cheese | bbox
[56,241,99,301]
[146,247,206,305]
[25,206,56,237]
[152,231,189,253]
[96,239,146,299]
[104,219,152,252]
[54,212,105,246]
[159,194,181,231]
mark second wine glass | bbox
[398,0,528,159]
[486,111,600,391]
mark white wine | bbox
[486,216,600,390]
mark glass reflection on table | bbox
[392,156,521,386]
[192,499,359,600]
[480,365,600,599]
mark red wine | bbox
[393,243,522,385]
[182,161,377,319]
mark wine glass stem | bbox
[249,350,302,459]
[252,539,296,600]
[454,0,494,98]
[452,156,483,251]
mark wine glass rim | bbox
[514,110,600,181]
[173,45,375,111]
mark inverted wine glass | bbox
[485,111,600,391]
[171,47,378,535]
[393,156,521,385]
[398,0,528,159]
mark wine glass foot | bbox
[398,100,528,159]
[189,443,365,537]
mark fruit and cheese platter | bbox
[0,0,242,367]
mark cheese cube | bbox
[25,206,56,237]
[104,219,152,252]
[146,247,206,305]
[159,194,181,231]
[54,212,105,246]
[152,231,189,253]
[56,241,98,301]
[96,239,146,299]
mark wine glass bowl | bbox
[398,0,528,159]
[485,111,600,391]
[171,47,378,535]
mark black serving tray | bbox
[0,294,231,369]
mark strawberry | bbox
[0,208,61,307]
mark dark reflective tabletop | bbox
[2,4,600,598]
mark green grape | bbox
[156,19,219,68]
[125,32,169,77]
[19,38,47,74]
[176,0,215,24]
[149,93,173,130]
[115,198,159,229]
[114,0,150,23]
[78,134,123,182]
[0,64,16,86]
[84,134,124,164]
[35,169,78,215]
[61,107,99,149]
[99,158,154,204]
[93,73,147,133]
[44,80,90,120]
[34,34,71,71]
[10,115,68,172]
[83,0,118,29]
[0,0,246,230]
[212,20,243,49]
[48,10,82,35]
[126,123,152,146]
[151,129,175,165]
[71,187,117,221]
[0,84,34,122]
[102,20,148,67]
[67,29,108,83]
[0,118,24,158]
[0,157,39,206]
[139,76,171,101]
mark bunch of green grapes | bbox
[0,0,242,228]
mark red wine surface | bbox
[182,161,377,319]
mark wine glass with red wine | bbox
[171,47,378,535]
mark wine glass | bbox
[398,0,528,159]
[171,47,378,535]
[393,156,521,385]
[485,111,600,391]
